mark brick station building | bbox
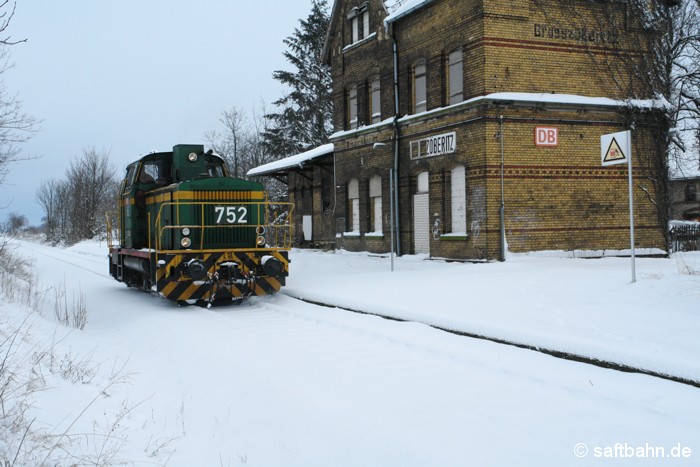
[251,0,673,260]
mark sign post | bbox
[601,130,635,283]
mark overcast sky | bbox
[1,0,316,225]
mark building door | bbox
[413,172,430,255]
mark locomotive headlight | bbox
[188,152,198,162]
[181,237,192,248]
[255,226,266,236]
[256,236,266,246]
[182,227,191,236]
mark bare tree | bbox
[64,147,117,241]
[36,148,119,244]
[4,211,25,233]
[0,1,38,186]
[204,101,287,200]
[204,107,250,179]
[36,178,61,240]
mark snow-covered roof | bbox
[470,92,662,109]
[247,143,334,177]
[384,0,434,24]
[330,92,664,140]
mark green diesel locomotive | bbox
[108,144,293,306]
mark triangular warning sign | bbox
[604,137,626,164]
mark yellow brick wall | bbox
[321,0,666,259]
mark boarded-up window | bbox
[417,171,429,193]
[348,178,360,232]
[451,166,467,233]
[370,76,381,124]
[369,175,382,233]
[348,85,358,129]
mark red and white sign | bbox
[535,127,558,147]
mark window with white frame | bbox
[413,61,427,114]
[348,3,369,44]
[448,49,463,105]
[348,178,360,232]
[348,85,358,129]
[351,15,359,43]
[370,76,381,124]
[451,166,467,233]
[369,175,382,233]
[363,7,370,38]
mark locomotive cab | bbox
[119,146,228,249]
[108,144,293,306]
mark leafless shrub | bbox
[674,252,700,275]
[52,280,88,331]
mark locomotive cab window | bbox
[140,157,173,185]
[124,164,138,190]
[202,154,227,178]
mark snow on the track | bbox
[287,248,700,383]
[1,239,699,466]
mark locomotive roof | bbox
[127,149,224,167]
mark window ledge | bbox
[365,232,384,238]
[342,32,377,53]
[440,233,468,241]
[343,231,362,238]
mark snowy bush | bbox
[674,251,700,276]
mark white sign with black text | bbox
[410,131,457,160]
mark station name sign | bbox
[534,23,620,45]
[410,131,457,160]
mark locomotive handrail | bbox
[153,200,294,253]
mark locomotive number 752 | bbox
[214,206,248,224]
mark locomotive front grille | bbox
[192,190,258,249]
[155,189,292,253]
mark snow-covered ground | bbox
[1,238,699,466]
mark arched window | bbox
[417,171,429,193]
[451,166,467,233]
[348,178,360,232]
[413,61,427,114]
[369,175,382,233]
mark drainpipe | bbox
[389,22,402,256]
[499,115,506,262]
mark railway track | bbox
[284,292,700,389]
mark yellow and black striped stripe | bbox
[155,250,288,303]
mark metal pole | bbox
[627,130,636,283]
[499,116,506,262]
[390,168,395,272]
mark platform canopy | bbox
[247,143,335,180]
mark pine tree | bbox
[262,0,332,159]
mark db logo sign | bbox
[535,127,558,147]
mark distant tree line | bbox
[35,147,118,244]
